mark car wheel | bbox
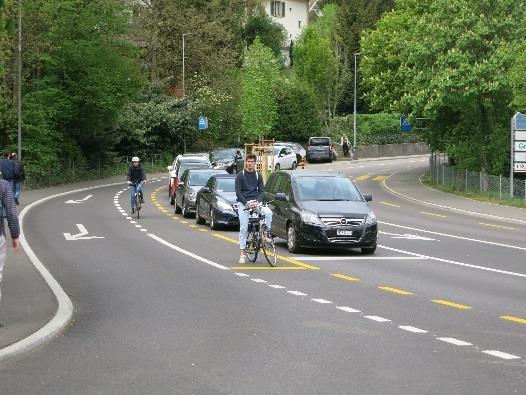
[209,207,219,230]
[291,161,297,170]
[182,199,190,218]
[287,224,301,253]
[195,202,205,224]
[174,197,182,214]
[361,244,377,255]
[275,163,280,171]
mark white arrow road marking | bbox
[380,231,436,241]
[65,195,93,204]
[63,224,104,241]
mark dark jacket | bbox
[235,170,264,205]
[13,160,25,182]
[127,165,146,184]
[0,159,15,181]
[0,179,19,239]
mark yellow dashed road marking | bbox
[331,273,360,282]
[354,174,372,181]
[432,299,471,310]
[379,286,414,296]
[479,222,515,231]
[380,201,401,208]
[180,220,188,224]
[421,211,448,218]
[501,315,526,325]
[189,224,197,228]
[372,175,387,181]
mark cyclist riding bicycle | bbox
[235,153,273,264]
[127,156,147,214]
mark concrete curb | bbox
[383,172,526,226]
[0,181,125,363]
[335,154,429,163]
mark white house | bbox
[262,0,310,65]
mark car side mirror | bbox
[275,193,288,202]
[363,194,372,202]
[167,165,173,171]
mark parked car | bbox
[167,155,211,204]
[175,168,227,217]
[195,174,239,230]
[210,148,244,174]
[271,145,297,171]
[306,137,333,163]
[264,171,377,253]
[275,142,306,164]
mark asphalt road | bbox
[0,157,525,394]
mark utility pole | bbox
[352,52,360,159]
[182,32,192,154]
[17,0,22,160]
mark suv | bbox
[264,171,377,254]
[306,137,333,163]
[167,154,210,204]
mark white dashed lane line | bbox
[336,306,361,313]
[251,279,267,283]
[399,326,428,334]
[311,298,333,304]
[437,338,472,346]
[234,273,250,277]
[287,291,307,296]
[482,350,520,360]
[365,316,392,323]
[268,284,286,289]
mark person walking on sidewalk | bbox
[9,153,24,205]
[0,179,21,326]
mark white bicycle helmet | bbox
[132,156,140,162]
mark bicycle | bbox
[244,203,277,267]
[131,182,144,219]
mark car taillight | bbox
[329,145,333,152]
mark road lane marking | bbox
[311,298,332,304]
[268,284,286,289]
[287,291,307,296]
[379,286,414,296]
[331,273,360,282]
[251,279,267,283]
[432,300,472,310]
[336,306,361,313]
[365,316,391,323]
[379,244,526,279]
[479,222,515,230]
[420,211,448,218]
[355,174,373,181]
[500,315,526,325]
[230,266,306,270]
[437,338,472,346]
[373,176,388,181]
[482,350,520,360]
[399,326,427,333]
[147,234,230,271]
[380,201,400,208]
[234,273,250,277]
[299,256,427,261]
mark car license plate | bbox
[337,230,353,236]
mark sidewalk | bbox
[385,167,526,224]
[0,174,164,353]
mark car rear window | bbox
[294,176,362,201]
[177,163,210,177]
[309,138,331,146]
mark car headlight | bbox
[217,198,234,211]
[365,211,377,225]
[187,193,196,202]
[300,211,323,226]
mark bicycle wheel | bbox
[244,231,259,263]
[135,193,141,219]
[262,236,277,267]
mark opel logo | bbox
[340,218,347,225]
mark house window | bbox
[271,1,285,18]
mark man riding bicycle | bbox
[235,153,273,264]
[127,156,147,214]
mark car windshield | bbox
[189,171,217,186]
[295,176,363,201]
[216,178,236,192]
[309,138,330,146]
[178,163,210,177]
[211,149,236,161]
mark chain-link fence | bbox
[429,153,526,204]
[24,153,173,189]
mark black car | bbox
[195,174,239,230]
[264,171,377,254]
[175,168,227,217]
[210,148,244,174]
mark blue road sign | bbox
[198,116,208,130]
[400,115,413,132]
[513,112,526,131]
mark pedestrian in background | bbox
[9,153,24,205]
[0,152,15,192]
[0,178,20,326]
[341,135,350,157]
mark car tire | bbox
[287,224,301,253]
[361,244,377,255]
[209,207,219,230]
[195,202,205,224]
[174,198,182,214]
[291,161,297,170]
[275,163,280,171]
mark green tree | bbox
[241,8,287,57]
[240,37,280,141]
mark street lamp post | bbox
[17,0,22,160]
[352,52,360,160]
[182,32,192,153]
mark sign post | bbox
[510,112,526,196]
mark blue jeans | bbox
[13,181,21,200]
[129,183,144,210]
[237,202,273,250]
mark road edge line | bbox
[0,181,126,362]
